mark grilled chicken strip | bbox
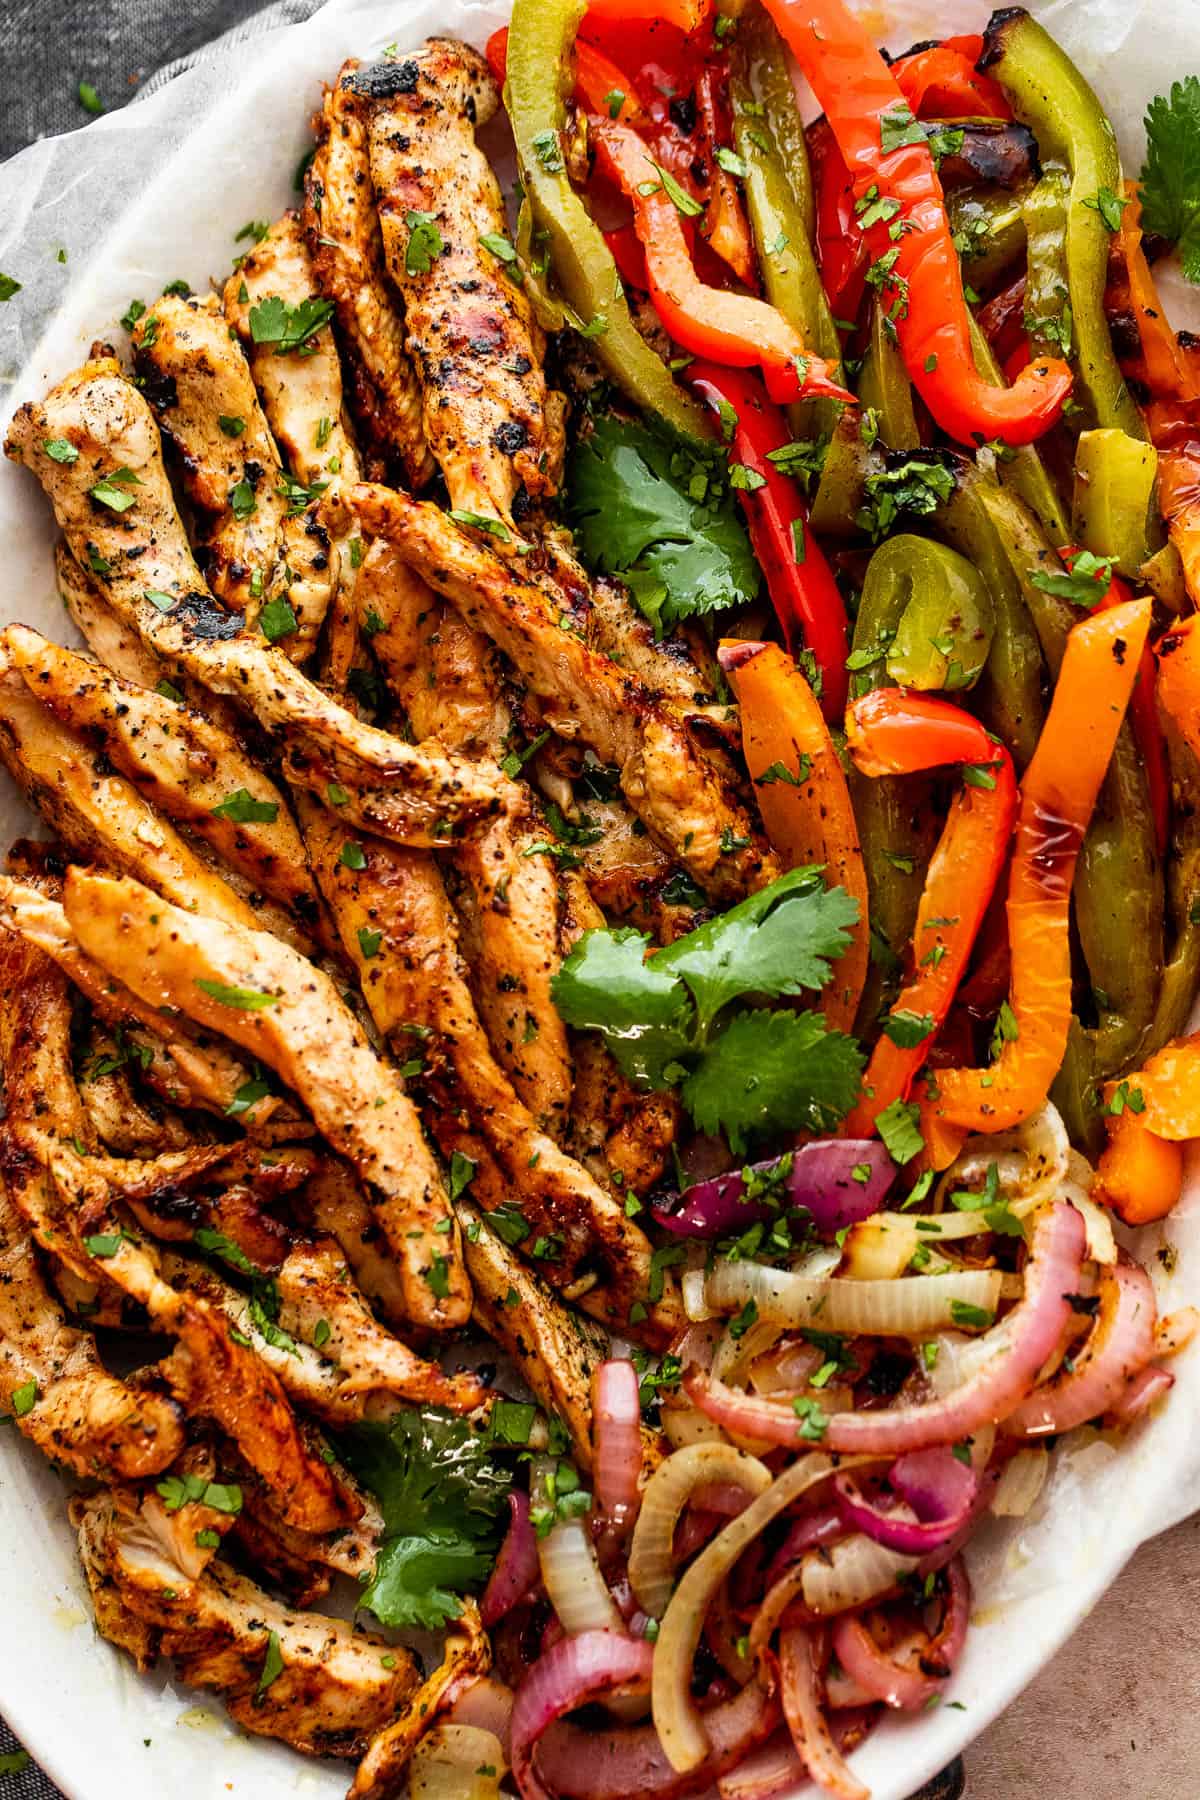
[61,867,471,1330]
[2,623,328,953]
[353,40,563,532]
[73,1490,160,1671]
[302,1157,409,1330]
[56,539,170,689]
[77,1486,417,1760]
[305,67,433,489]
[223,213,363,666]
[77,1023,193,1155]
[0,665,271,934]
[4,357,503,844]
[0,869,283,1125]
[0,1178,183,1477]
[303,806,654,1319]
[357,540,572,1126]
[131,294,308,624]
[351,1603,491,1800]
[350,486,776,901]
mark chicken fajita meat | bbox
[351,40,565,536]
[348,483,776,900]
[59,866,472,1329]
[4,358,504,842]
[305,67,434,490]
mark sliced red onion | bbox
[717,1732,805,1799]
[923,1555,971,1677]
[1005,1256,1158,1438]
[445,1675,515,1757]
[833,1447,979,1555]
[652,1141,895,1240]
[686,1202,1086,1455]
[594,1359,643,1535]
[830,1614,940,1711]
[764,1506,846,1587]
[777,1628,869,1800]
[692,1481,756,1517]
[1111,1364,1175,1423]
[481,1490,540,1629]
[533,1677,778,1799]
[511,1631,654,1800]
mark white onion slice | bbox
[628,1442,772,1621]
[408,1724,505,1799]
[800,1532,917,1614]
[532,1460,623,1638]
[652,1453,876,1775]
[989,1447,1049,1518]
[701,1260,1003,1335]
[660,1401,729,1451]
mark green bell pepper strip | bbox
[858,302,919,453]
[966,479,1164,1076]
[885,541,993,693]
[938,467,1045,769]
[981,8,1145,439]
[845,535,960,1031]
[505,0,710,440]
[1049,1020,1106,1158]
[730,6,843,441]
[967,312,1070,544]
[946,186,1029,294]
[1071,427,1162,577]
[1144,727,1200,1058]
[1021,166,1073,365]
[808,407,876,539]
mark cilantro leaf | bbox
[682,1009,864,1154]
[335,1409,508,1631]
[551,927,693,1086]
[1029,549,1114,606]
[567,414,757,633]
[1141,78,1200,284]
[655,866,859,1030]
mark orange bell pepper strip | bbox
[1108,1035,1200,1143]
[757,0,1072,446]
[591,119,854,407]
[1096,1107,1184,1227]
[840,692,1017,1137]
[1155,614,1200,766]
[927,597,1153,1134]
[718,640,869,1032]
[1112,184,1200,406]
[892,41,1011,121]
[1059,550,1170,857]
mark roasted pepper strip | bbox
[730,7,844,439]
[505,0,710,438]
[980,7,1145,439]
[1107,1038,1200,1143]
[1071,428,1161,579]
[929,596,1152,1133]
[688,361,849,720]
[757,0,1073,446]
[592,119,852,405]
[810,118,869,324]
[696,65,757,289]
[719,639,869,1030]
[842,692,1017,1135]
[892,39,1011,121]
[1096,1106,1183,1226]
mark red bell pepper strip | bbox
[929,597,1152,1134]
[592,118,854,405]
[756,0,1072,446]
[687,361,849,720]
[696,64,757,288]
[841,691,1017,1137]
[585,0,711,32]
[1061,548,1170,857]
[891,41,1011,121]
[810,118,868,323]
[486,28,649,126]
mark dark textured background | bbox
[0,4,964,1795]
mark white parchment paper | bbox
[0,3,1197,1798]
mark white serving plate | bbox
[1,0,1198,1795]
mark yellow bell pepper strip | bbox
[505,0,710,439]
[1096,1107,1184,1227]
[755,0,1073,447]
[841,692,1017,1138]
[719,640,868,1032]
[927,596,1153,1134]
[1155,614,1200,770]
[591,119,854,408]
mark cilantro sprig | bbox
[551,867,863,1152]
[1141,77,1200,283]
